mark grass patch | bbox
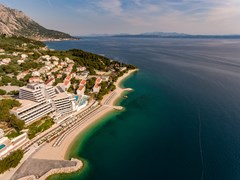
[6,131,22,139]
[0,150,23,174]
[27,116,54,139]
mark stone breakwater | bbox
[18,158,83,180]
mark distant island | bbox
[80,32,240,39]
[0,4,78,41]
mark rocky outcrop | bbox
[17,158,83,180]
[0,4,76,40]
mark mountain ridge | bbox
[0,4,77,41]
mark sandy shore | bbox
[32,69,138,161]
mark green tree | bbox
[0,89,6,95]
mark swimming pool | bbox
[75,96,79,101]
[79,96,88,106]
[0,144,6,150]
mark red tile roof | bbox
[65,75,72,81]
[80,79,86,85]
[78,85,85,91]
[64,80,70,86]
[96,77,102,84]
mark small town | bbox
[0,35,136,178]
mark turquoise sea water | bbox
[47,38,240,180]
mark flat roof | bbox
[11,99,40,113]
[53,92,69,100]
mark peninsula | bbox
[0,35,137,179]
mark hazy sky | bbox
[1,0,240,35]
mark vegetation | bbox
[0,89,7,95]
[6,131,22,139]
[0,35,45,51]
[27,116,54,139]
[0,75,26,86]
[96,82,116,100]
[85,77,96,94]
[0,99,24,131]
[7,90,19,96]
[0,150,24,174]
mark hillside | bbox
[0,4,77,40]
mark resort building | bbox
[12,83,77,124]
[13,84,56,124]
[45,78,55,86]
[75,95,89,111]
[0,133,29,159]
[19,84,46,102]
[0,129,4,139]
[11,99,53,124]
[44,85,56,99]
[52,92,75,114]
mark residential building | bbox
[29,77,43,83]
[96,77,102,84]
[41,55,51,61]
[32,71,40,77]
[17,59,25,65]
[63,75,72,90]
[56,74,62,79]
[93,84,101,93]
[77,85,85,95]
[21,54,28,59]
[102,75,109,81]
[51,56,59,61]
[1,58,11,65]
[77,66,86,72]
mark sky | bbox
[0,0,240,35]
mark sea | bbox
[46,37,240,180]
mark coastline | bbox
[26,69,138,179]
[65,68,138,159]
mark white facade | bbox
[32,71,41,77]
[11,100,53,124]
[93,84,101,93]
[0,129,4,139]
[19,84,46,102]
[77,86,85,95]
[52,93,74,114]
[0,133,29,159]
[14,83,75,123]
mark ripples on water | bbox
[47,38,240,180]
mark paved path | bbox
[11,158,76,180]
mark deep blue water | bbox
[46,38,240,180]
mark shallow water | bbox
[47,38,240,180]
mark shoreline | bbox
[24,69,138,179]
[65,69,138,159]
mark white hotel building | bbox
[11,83,75,124]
